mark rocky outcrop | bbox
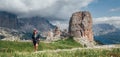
[0,27,21,41]
[69,11,94,47]
[45,26,61,42]
[53,26,61,37]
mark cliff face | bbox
[69,11,93,42]
[18,17,55,32]
[69,11,94,47]
[0,11,20,29]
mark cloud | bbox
[0,0,94,19]
[109,8,120,12]
[51,16,120,30]
[0,0,94,30]
[93,16,120,29]
[51,21,69,30]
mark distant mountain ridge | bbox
[93,23,117,36]
[0,11,55,40]
[18,17,55,33]
[94,29,120,44]
[93,23,120,44]
[0,11,55,33]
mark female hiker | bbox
[32,29,40,52]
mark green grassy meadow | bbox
[0,38,120,57]
[0,48,120,57]
[0,38,82,52]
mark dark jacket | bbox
[32,34,40,42]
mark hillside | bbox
[0,11,55,40]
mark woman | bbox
[32,29,40,52]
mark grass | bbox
[0,48,120,57]
[0,38,120,57]
[0,38,82,52]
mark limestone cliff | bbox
[69,11,94,47]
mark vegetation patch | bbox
[0,48,120,57]
[0,38,82,52]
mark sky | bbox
[0,0,120,29]
[85,0,120,18]
[87,0,120,29]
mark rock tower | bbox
[69,11,94,47]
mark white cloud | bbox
[50,21,69,30]
[0,0,94,19]
[93,16,120,29]
[52,16,120,30]
[0,0,94,30]
[110,8,120,12]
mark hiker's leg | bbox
[36,43,38,51]
[33,41,36,52]
[34,45,36,51]
[33,42,37,52]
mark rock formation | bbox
[61,29,69,38]
[46,30,54,41]
[69,11,94,47]
[45,26,61,42]
[53,26,61,38]
[0,27,21,41]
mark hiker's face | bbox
[34,31,37,34]
[33,30,37,34]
